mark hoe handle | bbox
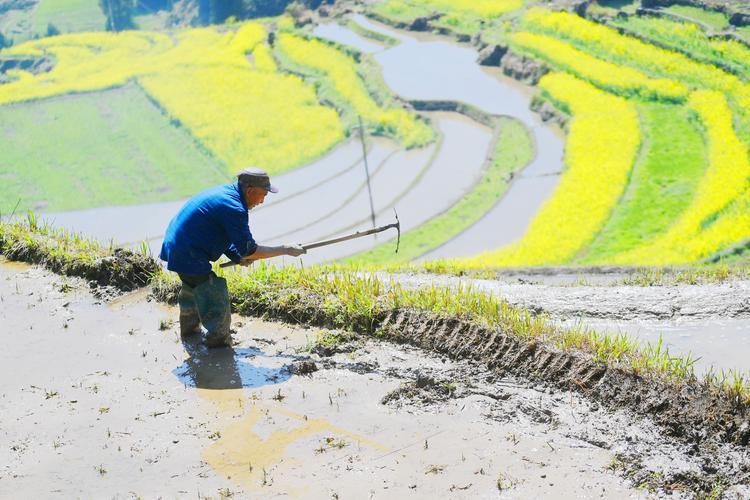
[219,210,400,268]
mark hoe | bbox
[219,209,401,268]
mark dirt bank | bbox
[3,262,750,497]
[0,225,159,291]
[387,272,750,321]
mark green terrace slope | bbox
[580,102,707,263]
[0,84,227,213]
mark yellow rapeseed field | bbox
[462,73,640,268]
[520,9,750,123]
[410,0,523,18]
[252,43,278,72]
[612,91,750,264]
[509,32,688,101]
[0,24,346,174]
[276,33,432,147]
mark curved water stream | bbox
[315,15,565,259]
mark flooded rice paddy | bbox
[14,14,749,419]
[8,262,749,498]
[389,272,750,376]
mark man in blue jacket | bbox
[160,168,305,348]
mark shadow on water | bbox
[174,337,292,390]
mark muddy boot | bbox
[193,273,232,348]
[178,283,202,338]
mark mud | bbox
[0,55,53,75]
[5,262,750,497]
[149,268,750,456]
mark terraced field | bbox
[368,1,750,268]
[0,19,431,213]
[0,84,226,212]
[3,0,750,268]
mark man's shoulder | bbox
[190,183,242,209]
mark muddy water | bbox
[0,262,658,498]
[278,113,493,264]
[7,262,750,497]
[389,272,750,376]
[35,138,401,254]
[328,15,565,259]
[578,318,750,375]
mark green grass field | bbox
[350,117,534,264]
[580,103,707,263]
[370,1,433,25]
[33,0,106,35]
[663,5,729,32]
[611,15,750,77]
[0,84,227,213]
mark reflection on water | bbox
[575,318,750,375]
[174,341,291,390]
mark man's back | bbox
[160,182,255,275]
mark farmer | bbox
[160,168,305,348]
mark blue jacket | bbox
[160,182,257,275]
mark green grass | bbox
[33,0,107,36]
[345,19,399,46]
[348,117,534,264]
[134,13,167,31]
[611,15,750,78]
[430,12,485,38]
[369,1,433,26]
[620,264,750,286]
[663,5,729,32]
[580,103,707,263]
[0,84,228,213]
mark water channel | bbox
[314,15,565,259]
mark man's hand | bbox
[285,244,306,257]
[237,244,306,262]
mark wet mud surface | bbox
[387,272,750,375]
[5,263,749,497]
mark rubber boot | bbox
[193,273,232,348]
[178,283,203,338]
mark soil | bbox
[4,262,750,498]
[0,56,53,75]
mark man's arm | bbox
[239,244,305,265]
